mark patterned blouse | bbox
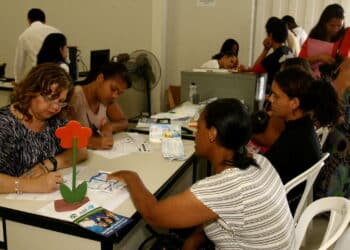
[0,106,66,176]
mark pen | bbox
[87,114,104,137]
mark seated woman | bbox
[108,99,296,249]
[299,4,345,77]
[69,62,131,150]
[201,50,238,69]
[0,63,87,194]
[251,58,314,149]
[265,68,341,212]
[219,38,239,57]
[37,33,69,73]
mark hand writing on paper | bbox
[100,122,113,137]
[32,172,64,193]
[90,136,114,150]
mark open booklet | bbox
[73,206,132,237]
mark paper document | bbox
[92,133,150,159]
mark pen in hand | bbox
[91,124,104,137]
[86,113,104,137]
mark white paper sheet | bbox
[91,133,150,159]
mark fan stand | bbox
[146,79,151,117]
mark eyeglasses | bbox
[41,94,68,108]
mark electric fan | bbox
[114,50,161,116]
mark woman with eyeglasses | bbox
[0,63,87,194]
[69,62,131,150]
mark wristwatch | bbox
[48,156,58,172]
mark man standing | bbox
[282,15,308,48]
[14,8,60,83]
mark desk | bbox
[0,133,195,250]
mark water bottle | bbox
[189,82,198,104]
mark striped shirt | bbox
[191,154,296,250]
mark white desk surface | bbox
[0,132,195,219]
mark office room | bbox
[1,0,350,249]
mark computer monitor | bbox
[90,49,110,73]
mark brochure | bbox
[149,124,181,143]
[73,206,132,237]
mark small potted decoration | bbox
[54,121,92,212]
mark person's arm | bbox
[108,171,218,228]
[102,102,128,135]
[251,37,272,73]
[45,148,88,171]
[0,172,63,194]
[23,148,88,177]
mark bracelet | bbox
[48,156,58,172]
[14,178,22,195]
[40,161,50,173]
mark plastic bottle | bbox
[189,82,197,104]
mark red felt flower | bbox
[55,120,92,149]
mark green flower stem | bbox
[72,136,77,190]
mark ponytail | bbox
[227,146,259,170]
[204,99,259,170]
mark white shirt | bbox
[200,59,220,69]
[286,30,301,57]
[191,154,296,250]
[14,21,60,83]
[293,27,308,47]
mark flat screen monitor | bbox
[90,49,110,72]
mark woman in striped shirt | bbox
[108,99,296,249]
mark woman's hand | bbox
[31,172,64,193]
[100,122,113,137]
[89,136,114,150]
[107,170,136,184]
[263,37,272,51]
